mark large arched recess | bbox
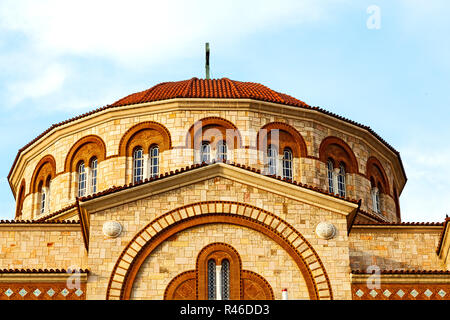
[256,122,307,157]
[106,201,333,300]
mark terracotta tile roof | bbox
[0,219,79,225]
[0,268,89,274]
[78,160,360,205]
[7,78,406,187]
[34,203,78,222]
[355,209,388,223]
[352,270,450,275]
[110,78,309,107]
[437,217,450,255]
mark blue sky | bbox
[0,0,449,221]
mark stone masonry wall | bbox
[13,105,401,222]
[86,176,352,300]
[349,227,444,271]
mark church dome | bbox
[110,77,309,108]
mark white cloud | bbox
[7,64,67,106]
[0,0,340,66]
[399,146,450,222]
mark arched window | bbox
[221,259,230,300]
[45,176,51,213]
[337,163,346,197]
[207,259,216,300]
[372,187,381,214]
[90,157,98,194]
[78,161,86,197]
[282,148,293,180]
[207,258,230,300]
[327,159,335,194]
[267,145,278,176]
[39,182,46,215]
[133,147,144,183]
[201,142,211,163]
[216,140,227,161]
[149,145,159,178]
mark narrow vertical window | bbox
[207,259,216,300]
[90,157,98,194]
[337,163,346,197]
[221,259,230,300]
[45,176,51,213]
[216,140,227,161]
[282,148,293,180]
[39,182,46,215]
[133,147,144,183]
[201,142,211,163]
[78,162,86,197]
[327,159,335,193]
[267,145,277,175]
[372,187,381,213]
[149,145,159,178]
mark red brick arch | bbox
[366,156,390,195]
[106,201,332,300]
[118,121,172,156]
[30,155,56,194]
[15,179,26,219]
[64,135,107,172]
[185,117,243,150]
[256,122,307,158]
[319,136,359,174]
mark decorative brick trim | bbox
[351,270,450,275]
[163,270,196,300]
[0,269,89,274]
[319,136,359,174]
[366,156,390,196]
[242,270,275,300]
[29,155,56,194]
[105,201,333,300]
[164,245,274,300]
[196,243,242,300]
[0,219,79,225]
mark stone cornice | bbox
[79,162,359,216]
[351,272,450,284]
[351,224,443,233]
[0,270,88,283]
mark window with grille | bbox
[207,259,216,300]
[221,259,230,300]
